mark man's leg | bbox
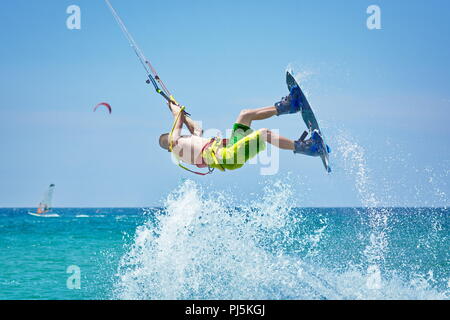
[259,128,324,156]
[236,83,304,126]
[234,108,295,150]
[259,128,294,150]
[235,106,277,127]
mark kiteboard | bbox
[286,71,331,173]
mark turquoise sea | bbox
[0,180,448,300]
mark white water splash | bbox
[114,179,334,299]
[113,178,447,300]
[334,132,391,289]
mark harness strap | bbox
[178,163,214,176]
[203,138,226,172]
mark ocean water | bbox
[0,184,448,300]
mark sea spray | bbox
[334,132,390,290]
[113,179,344,299]
[113,178,448,300]
[331,130,450,296]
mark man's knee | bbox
[236,109,254,126]
[239,109,253,119]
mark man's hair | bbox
[159,133,170,150]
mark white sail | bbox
[38,184,55,213]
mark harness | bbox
[202,138,226,172]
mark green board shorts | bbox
[219,123,266,170]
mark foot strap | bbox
[299,131,308,142]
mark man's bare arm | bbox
[167,102,203,136]
[168,102,185,144]
[186,117,203,136]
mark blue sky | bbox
[0,0,449,207]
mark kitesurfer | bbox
[103,0,330,174]
[159,85,324,172]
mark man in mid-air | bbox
[158,84,326,173]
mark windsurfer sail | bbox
[28,184,59,217]
[38,184,54,214]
